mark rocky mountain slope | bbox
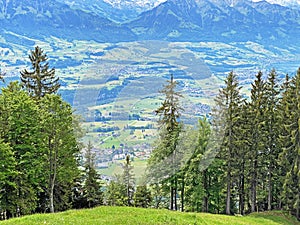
[128,0,300,46]
[1,0,300,46]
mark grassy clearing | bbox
[0,207,299,225]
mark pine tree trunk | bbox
[226,170,231,215]
[202,169,208,213]
[170,183,174,210]
[202,196,208,213]
[181,176,184,212]
[174,176,177,211]
[267,169,272,211]
[296,193,300,221]
[239,172,245,215]
[251,163,257,213]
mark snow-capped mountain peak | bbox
[103,0,167,10]
[251,0,300,6]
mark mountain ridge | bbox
[1,0,300,45]
[126,0,300,46]
[0,0,136,42]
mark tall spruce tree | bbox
[184,118,211,212]
[212,71,243,215]
[279,68,300,220]
[247,71,266,213]
[148,74,183,210]
[235,103,249,215]
[264,69,280,211]
[20,46,60,99]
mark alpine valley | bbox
[1,0,300,176]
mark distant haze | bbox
[103,0,300,7]
[253,0,300,6]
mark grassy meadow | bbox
[0,207,299,225]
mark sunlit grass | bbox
[0,207,298,225]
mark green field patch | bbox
[0,207,298,225]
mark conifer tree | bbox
[184,118,211,212]
[247,71,266,213]
[264,69,280,210]
[235,103,249,215]
[134,185,152,208]
[20,46,60,99]
[83,141,103,208]
[148,74,183,210]
[279,68,300,220]
[106,175,127,206]
[212,71,243,215]
[122,155,135,206]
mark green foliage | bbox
[20,46,60,99]
[0,82,43,216]
[39,94,81,213]
[148,74,183,210]
[246,71,267,213]
[0,139,17,213]
[0,79,80,216]
[279,68,300,219]
[105,155,136,207]
[122,155,135,206]
[134,185,152,208]
[82,141,103,208]
[105,176,127,206]
[212,71,244,215]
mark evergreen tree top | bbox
[20,46,60,99]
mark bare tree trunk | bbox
[170,183,173,210]
[226,170,231,215]
[267,170,272,211]
[181,176,184,212]
[239,173,245,215]
[296,193,300,221]
[49,137,57,213]
[174,176,177,211]
[202,169,208,213]
[49,184,55,213]
[251,159,257,213]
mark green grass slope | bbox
[0,207,299,225]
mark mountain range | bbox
[1,0,300,47]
